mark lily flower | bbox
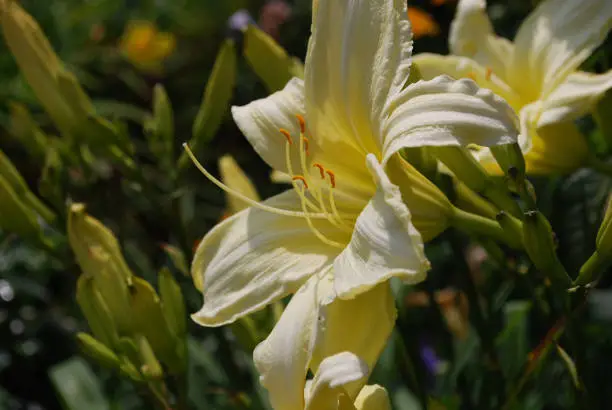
[413,0,612,174]
[189,0,518,325]
[253,272,396,409]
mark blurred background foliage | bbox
[1,0,612,409]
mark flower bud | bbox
[145,84,174,167]
[76,274,119,348]
[491,143,525,177]
[128,277,183,373]
[76,332,121,370]
[219,155,260,215]
[180,39,236,168]
[8,102,47,161]
[158,268,187,340]
[243,25,303,93]
[136,335,164,380]
[387,155,453,242]
[522,211,571,288]
[0,175,45,244]
[575,197,612,285]
[0,149,54,223]
[0,1,91,137]
[68,203,133,332]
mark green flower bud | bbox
[0,175,45,244]
[8,102,48,161]
[158,268,187,340]
[145,84,174,167]
[490,143,525,177]
[76,333,121,370]
[0,149,54,223]
[76,274,120,348]
[68,203,133,332]
[522,211,571,288]
[180,39,236,168]
[128,277,183,373]
[575,197,612,286]
[0,1,91,138]
[243,25,303,93]
[136,335,164,380]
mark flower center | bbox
[182,115,353,249]
[279,115,352,248]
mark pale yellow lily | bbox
[414,0,612,174]
[189,0,518,406]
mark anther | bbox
[296,114,306,133]
[302,137,310,156]
[466,72,476,81]
[326,170,336,188]
[279,129,293,144]
[292,175,308,189]
[312,163,325,179]
[485,67,493,81]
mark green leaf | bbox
[496,300,531,380]
[49,357,110,410]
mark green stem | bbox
[454,179,499,220]
[449,233,505,407]
[451,207,519,248]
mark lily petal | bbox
[353,385,392,410]
[382,76,519,164]
[305,352,369,410]
[538,70,612,128]
[412,53,522,110]
[449,0,514,82]
[311,282,397,401]
[231,78,305,174]
[191,190,345,326]
[512,0,612,98]
[334,155,428,299]
[253,271,331,410]
[305,0,413,154]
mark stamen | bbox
[296,114,306,133]
[466,72,476,81]
[292,175,308,189]
[302,137,310,156]
[279,128,293,144]
[295,185,345,249]
[485,67,493,81]
[313,163,325,179]
[183,143,330,219]
[326,170,336,189]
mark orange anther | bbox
[301,137,310,156]
[296,114,306,133]
[312,163,325,179]
[279,128,293,144]
[466,72,476,81]
[326,170,336,188]
[292,175,308,189]
[485,67,493,81]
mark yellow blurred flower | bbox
[407,7,440,39]
[119,20,176,73]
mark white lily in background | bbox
[188,0,518,405]
[414,0,612,174]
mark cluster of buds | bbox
[69,204,188,382]
[0,149,54,247]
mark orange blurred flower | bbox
[119,20,176,74]
[407,7,440,39]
